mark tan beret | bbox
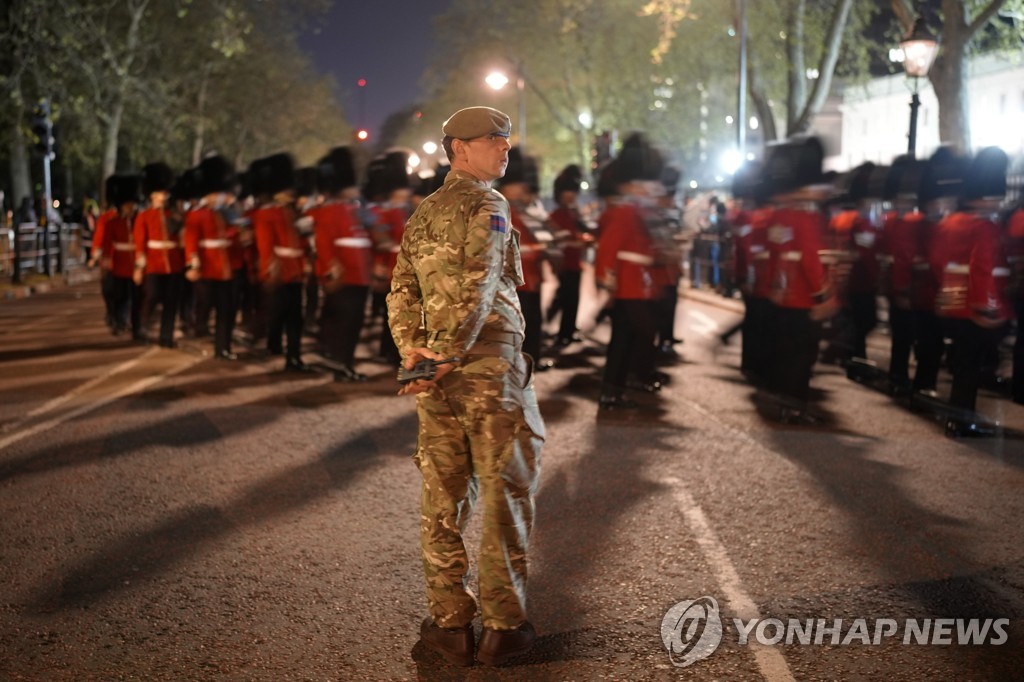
[442,106,511,139]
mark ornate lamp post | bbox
[899,17,940,157]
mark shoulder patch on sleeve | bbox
[490,215,507,233]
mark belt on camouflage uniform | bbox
[426,328,523,357]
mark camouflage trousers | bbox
[413,346,544,630]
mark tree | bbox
[892,0,1014,153]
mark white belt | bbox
[389,245,401,253]
[553,229,572,239]
[113,242,135,252]
[520,244,546,253]
[993,267,1010,277]
[147,240,177,249]
[274,246,304,258]
[750,245,766,254]
[335,237,372,248]
[752,252,769,261]
[944,264,969,274]
[200,239,229,249]
[617,251,654,265]
[781,251,802,262]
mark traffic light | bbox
[30,99,54,158]
[356,129,369,142]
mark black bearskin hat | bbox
[295,166,318,199]
[731,161,764,202]
[316,146,358,195]
[498,147,528,186]
[170,167,202,203]
[141,162,175,195]
[105,174,140,208]
[763,136,824,197]
[197,155,237,196]
[918,146,966,204]
[613,132,664,184]
[963,146,1008,202]
[250,153,296,197]
[553,164,583,197]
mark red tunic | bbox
[930,211,1008,323]
[184,206,234,281]
[371,204,406,285]
[547,206,585,272]
[310,200,372,287]
[767,205,829,310]
[253,203,308,284]
[133,206,184,275]
[94,209,136,278]
[510,204,545,293]
[595,201,658,300]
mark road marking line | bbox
[0,352,201,452]
[686,309,720,338]
[665,475,796,682]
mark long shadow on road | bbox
[31,411,417,611]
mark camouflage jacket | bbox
[387,169,525,360]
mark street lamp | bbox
[899,17,939,157]
[484,65,526,149]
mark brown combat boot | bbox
[476,621,536,666]
[419,617,474,666]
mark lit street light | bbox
[484,64,526,149]
[899,17,940,157]
[422,141,438,155]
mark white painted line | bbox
[665,475,796,682]
[0,352,201,452]
[687,309,720,338]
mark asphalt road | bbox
[1,276,1022,681]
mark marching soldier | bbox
[497,147,548,367]
[184,155,239,360]
[367,151,413,367]
[930,147,1011,436]
[250,153,312,371]
[546,164,590,348]
[311,146,371,382]
[133,162,183,348]
[90,174,141,338]
[729,161,772,384]
[594,133,666,409]
[388,106,543,666]
[763,137,838,421]
[652,165,685,357]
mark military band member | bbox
[90,174,141,337]
[184,155,239,360]
[311,146,371,382]
[388,106,543,667]
[133,162,183,348]
[251,153,311,372]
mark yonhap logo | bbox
[661,596,724,667]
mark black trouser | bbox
[552,270,581,342]
[742,295,771,384]
[304,272,320,330]
[518,290,543,364]
[656,281,680,346]
[603,298,657,394]
[768,304,820,404]
[888,302,914,386]
[1014,297,1024,403]
[142,273,183,346]
[179,279,196,335]
[268,281,303,361]
[945,318,990,412]
[233,269,254,335]
[913,310,945,392]
[847,292,877,361]
[109,274,138,335]
[200,279,235,356]
[321,285,368,367]
[100,270,116,328]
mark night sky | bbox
[298,1,452,138]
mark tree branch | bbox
[966,0,1010,40]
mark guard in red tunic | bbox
[90,174,141,337]
[366,151,412,367]
[729,161,772,384]
[497,147,549,367]
[311,146,372,382]
[184,155,239,360]
[133,162,183,348]
[930,147,1010,435]
[250,153,311,371]
[1006,205,1024,404]
[594,133,665,409]
[763,137,838,420]
[546,164,590,348]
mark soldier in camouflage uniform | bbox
[387,106,544,667]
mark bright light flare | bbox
[422,141,438,155]
[485,71,509,90]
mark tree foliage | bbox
[1,0,350,207]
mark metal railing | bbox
[1,222,89,284]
